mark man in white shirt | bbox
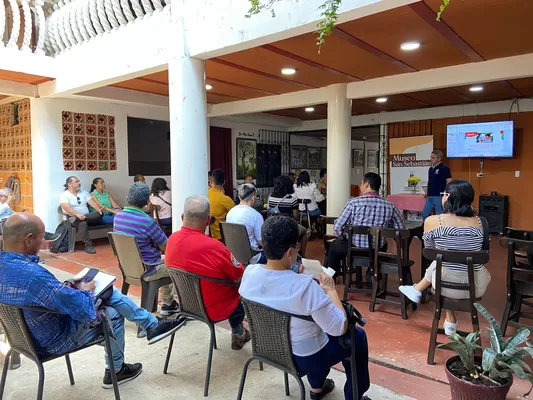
[226,184,263,260]
[60,176,103,254]
[0,188,16,220]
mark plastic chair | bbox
[220,222,256,267]
[165,268,239,397]
[423,248,489,365]
[0,304,121,400]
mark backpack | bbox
[50,221,70,253]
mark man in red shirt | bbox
[165,195,250,350]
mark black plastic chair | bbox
[0,304,120,400]
[343,225,373,301]
[423,248,489,365]
[165,268,239,397]
[220,222,256,267]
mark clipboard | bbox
[73,268,117,298]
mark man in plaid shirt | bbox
[327,173,405,275]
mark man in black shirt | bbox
[422,150,452,220]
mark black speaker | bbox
[479,195,509,234]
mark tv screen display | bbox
[446,121,514,158]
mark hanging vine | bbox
[246,0,452,52]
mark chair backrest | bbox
[151,205,162,225]
[504,227,533,241]
[57,205,68,221]
[167,268,211,322]
[107,232,147,287]
[370,227,411,267]
[220,222,254,266]
[241,298,299,375]
[502,230,533,265]
[502,238,533,297]
[0,303,39,362]
[320,216,337,250]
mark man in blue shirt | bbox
[422,150,452,220]
[0,213,186,389]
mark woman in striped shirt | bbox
[399,180,491,335]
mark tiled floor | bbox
[41,235,533,399]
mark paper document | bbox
[73,268,117,298]
[301,258,336,280]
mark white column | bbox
[326,84,352,217]
[168,12,208,231]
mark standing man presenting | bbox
[422,150,452,220]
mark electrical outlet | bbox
[477,172,484,178]
[515,171,520,178]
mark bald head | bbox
[3,213,45,255]
[182,195,211,231]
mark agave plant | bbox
[439,303,533,386]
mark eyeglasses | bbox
[440,192,449,197]
[77,196,81,205]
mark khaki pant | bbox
[424,261,491,299]
[143,263,174,306]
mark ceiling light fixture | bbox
[469,85,483,92]
[205,84,213,90]
[281,67,297,76]
[400,41,421,51]
[305,107,315,112]
[376,97,388,103]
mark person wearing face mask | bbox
[239,216,371,400]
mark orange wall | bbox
[390,112,532,229]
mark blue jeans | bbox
[422,196,443,220]
[227,302,245,334]
[101,214,116,225]
[159,217,172,227]
[68,287,158,371]
[293,328,370,400]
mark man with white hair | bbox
[226,184,263,253]
[165,195,250,350]
[0,187,16,220]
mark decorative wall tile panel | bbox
[62,111,116,171]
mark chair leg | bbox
[236,358,255,400]
[65,355,75,385]
[295,376,306,400]
[501,299,513,337]
[259,361,263,371]
[0,349,12,400]
[103,312,121,400]
[343,265,351,301]
[163,333,176,374]
[36,363,45,400]
[121,282,130,296]
[369,273,379,313]
[204,326,217,397]
[427,312,440,365]
[284,372,290,396]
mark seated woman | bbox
[399,180,491,335]
[294,171,325,219]
[149,178,172,226]
[239,216,370,400]
[268,175,308,257]
[89,178,122,224]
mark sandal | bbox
[310,378,335,400]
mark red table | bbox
[387,194,426,219]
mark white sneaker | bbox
[399,285,422,303]
[444,320,458,336]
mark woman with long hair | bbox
[89,177,122,224]
[399,180,491,335]
[149,178,172,226]
[294,170,325,218]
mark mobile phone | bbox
[79,268,98,284]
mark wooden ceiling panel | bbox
[112,79,168,96]
[0,70,52,84]
[268,109,326,121]
[218,47,350,88]
[404,88,470,107]
[206,79,271,99]
[206,92,242,104]
[424,0,533,60]
[508,77,533,97]
[375,94,430,111]
[270,33,407,80]
[452,81,521,102]
[352,100,387,115]
[206,59,306,94]
[143,71,168,83]
[338,6,471,71]
[0,95,8,101]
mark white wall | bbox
[31,97,171,231]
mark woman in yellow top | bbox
[207,169,235,239]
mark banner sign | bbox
[389,136,433,195]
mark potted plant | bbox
[439,303,533,400]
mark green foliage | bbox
[437,0,450,21]
[439,303,533,386]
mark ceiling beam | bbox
[0,48,57,79]
[409,2,484,63]
[0,96,22,106]
[210,59,317,90]
[262,44,361,81]
[0,80,36,97]
[76,86,169,108]
[331,28,417,73]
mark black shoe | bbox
[310,378,335,400]
[146,316,187,345]
[160,300,179,316]
[84,243,96,254]
[44,232,61,241]
[102,362,143,389]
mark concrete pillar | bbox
[326,84,352,217]
[168,24,209,231]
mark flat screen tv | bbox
[446,121,514,158]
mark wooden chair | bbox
[343,225,373,301]
[423,248,490,365]
[165,268,239,397]
[319,216,339,275]
[150,205,172,235]
[369,227,416,320]
[504,227,533,266]
[500,237,533,336]
[220,222,256,267]
[0,304,121,400]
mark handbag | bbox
[267,195,289,214]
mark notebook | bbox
[72,268,117,298]
[301,258,336,280]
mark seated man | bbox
[113,182,178,316]
[0,213,186,388]
[327,172,406,276]
[0,188,15,220]
[165,195,250,350]
[60,176,103,254]
[208,169,235,240]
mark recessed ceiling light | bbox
[400,41,421,51]
[305,107,315,112]
[281,67,297,76]
[469,85,483,92]
[205,84,213,90]
[376,97,388,103]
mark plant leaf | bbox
[499,361,527,379]
[504,327,530,351]
[514,358,533,374]
[482,348,498,372]
[476,303,504,352]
